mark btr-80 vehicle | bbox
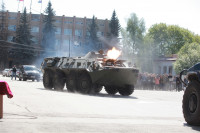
[41,51,139,96]
[180,62,200,125]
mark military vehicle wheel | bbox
[77,73,92,94]
[183,81,200,125]
[118,85,134,96]
[94,85,103,93]
[66,72,77,92]
[54,71,65,90]
[43,70,53,89]
[105,86,118,95]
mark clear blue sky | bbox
[1,0,200,35]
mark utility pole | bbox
[69,37,70,57]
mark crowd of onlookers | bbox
[136,73,184,91]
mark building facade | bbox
[153,55,177,76]
[1,11,110,56]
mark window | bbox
[169,66,173,74]
[75,29,82,37]
[7,36,13,42]
[55,28,61,34]
[8,25,16,31]
[64,21,72,24]
[31,14,40,21]
[97,31,104,37]
[163,66,167,74]
[99,24,104,26]
[8,17,17,20]
[32,37,38,44]
[64,29,72,35]
[55,39,60,46]
[63,39,72,45]
[76,22,83,25]
[56,20,61,23]
[31,26,39,33]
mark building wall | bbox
[153,59,176,76]
[4,11,110,55]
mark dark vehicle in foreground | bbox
[180,62,200,125]
[41,51,139,96]
[18,65,41,82]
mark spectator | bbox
[11,65,17,80]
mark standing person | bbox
[11,65,17,80]
[154,74,160,90]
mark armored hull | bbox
[41,52,139,96]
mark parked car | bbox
[7,69,12,77]
[16,69,20,77]
[18,65,41,82]
[2,68,9,77]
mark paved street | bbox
[0,75,199,133]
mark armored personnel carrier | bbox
[41,51,139,96]
[180,62,200,125]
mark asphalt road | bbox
[0,75,200,133]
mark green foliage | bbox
[126,13,145,54]
[109,10,120,37]
[174,42,200,73]
[13,8,35,62]
[88,15,99,50]
[122,13,151,72]
[15,8,33,45]
[148,23,199,56]
[0,2,7,40]
[42,1,56,51]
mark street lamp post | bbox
[69,37,70,57]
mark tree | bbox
[42,1,56,53]
[174,42,200,74]
[109,10,120,38]
[126,13,146,54]
[13,7,35,63]
[0,2,7,40]
[121,13,147,72]
[15,8,33,45]
[148,23,200,56]
[88,15,99,50]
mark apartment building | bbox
[2,11,110,56]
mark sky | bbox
[1,0,200,35]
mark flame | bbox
[107,47,121,59]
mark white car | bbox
[2,68,9,77]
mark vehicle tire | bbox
[77,73,92,94]
[66,72,77,92]
[23,77,27,81]
[54,71,65,90]
[118,85,134,96]
[32,79,35,82]
[105,86,118,95]
[94,85,103,93]
[43,70,53,89]
[183,81,200,125]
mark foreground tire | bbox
[118,85,134,96]
[54,71,65,90]
[77,73,92,94]
[43,70,53,89]
[183,81,200,125]
[105,86,118,95]
[66,72,77,92]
